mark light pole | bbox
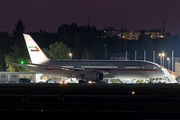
[167,57,170,70]
[104,44,107,60]
[126,51,127,60]
[162,51,165,67]
[153,51,155,63]
[135,51,137,60]
[69,53,72,60]
[159,52,165,66]
[172,50,174,75]
[159,53,162,65]
[144,50,146,61]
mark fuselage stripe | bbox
[42,68,157,71]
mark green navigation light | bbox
[20,61,24,64]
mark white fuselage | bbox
[26,60,165,80]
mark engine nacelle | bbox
[84,71,103,82]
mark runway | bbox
[1,110,180,119]
[1,93,180,109]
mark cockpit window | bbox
[154,67,161,69]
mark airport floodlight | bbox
[159,52,165,66]
[162,53,165,56]
[159,53,162,65]
[69,53,72,59]
[167,57,170,70]
[162,52,165,67]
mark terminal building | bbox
[0,72,49,83]
[0,72,78,83]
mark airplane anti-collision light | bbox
[20,61,24,64]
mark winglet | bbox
[23,34,50,64]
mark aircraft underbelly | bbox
[42,70,73,78]
[103,70,164,79]
[106,71,146,79]
[27,68,73,78]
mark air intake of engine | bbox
[84,71,104,82]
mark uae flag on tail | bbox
[28,46,40,52]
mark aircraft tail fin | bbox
[23,33,50,64]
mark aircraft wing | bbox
[6,62,85,71]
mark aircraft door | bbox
[142,64,147,70]
[141,64,148,78]
[75,64,80,68]
[118,64,122,69]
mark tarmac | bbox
[0,83,180,119]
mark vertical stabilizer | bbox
[23,34,50,64]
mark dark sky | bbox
[1,0,180,35]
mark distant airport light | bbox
[159,53,165,57]
[20,61,24,64]
[88,81,92,84]
[172,74,175,79]
[69,53,72,59]
[60,81,67,84]
[162,53,165,56]
[159,52,165,66]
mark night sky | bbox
[1,0,180,35]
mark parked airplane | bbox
[6,34,177,83]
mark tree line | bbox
[1,19,180,71]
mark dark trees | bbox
[57,24,104,59]
[42,41,71,60]
[4,19,31,71]
[13,18,25,40]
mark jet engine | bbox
[84,71,103,82]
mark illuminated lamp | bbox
[20,61,24,64]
